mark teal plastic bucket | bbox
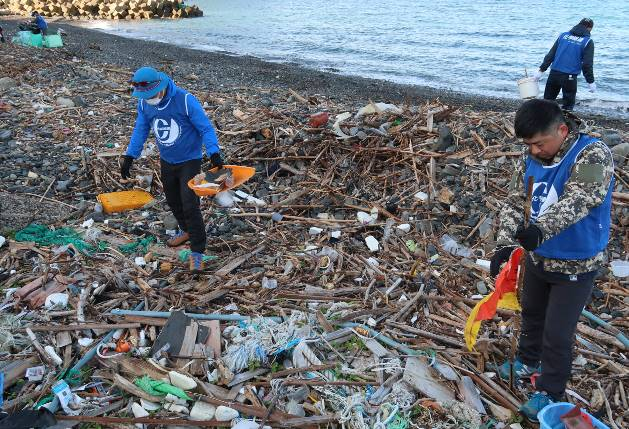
[43,34,63,48]
[538,402,609,429]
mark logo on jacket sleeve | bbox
[153,118,180,146]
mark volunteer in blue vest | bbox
[31,11,48,36]
[490,99,614,421]
[533,18,595,111]
[120,67,224,272]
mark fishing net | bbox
[15,224,93,253]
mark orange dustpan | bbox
[187,165,255,197]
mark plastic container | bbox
[538,402,609,429]
[518,76,539,99]
[13,31,32,46]
[610,260,629,278]
[43,34,63,48]
[187,165,255,197]
[30,32,43,47]
[97,190,154,214]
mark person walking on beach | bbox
[120,67,224,272]
[534,18,596,111]
[490,99,613,421]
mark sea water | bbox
[84,0,629,116]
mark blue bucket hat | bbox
[130,67,169,99]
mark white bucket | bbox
[517,76,539,99]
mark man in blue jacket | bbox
[31,11,48,36]
[534,18,596,111]
[121,67,224,272]
[491,99,614,421]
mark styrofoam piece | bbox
[168,371,197,390]
[414,191,429,201]
[397,224,411,233]
[365,235,379,252]
[190,401,216,420]
[140,399,161,411]
[45,293,69,309]
[44,345,63,366]
[610,260,629,277]
[309,227,323,235]
[214,405,239,421]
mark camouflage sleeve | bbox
[496,154,526,247]
[536,141,614,240]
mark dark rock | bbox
[56,179,73,192]
[433,125,454,151]
[601,130,621,147]
[71,96,88,107]
[464,214,480,227]
[476,281,488,295]
[260,97,274,107]
[86,211,105,223]
[426,243,438,257]
[68,165,80,173]
[161,213,179,230]
[441,164,461,176]
[0,129,12,142]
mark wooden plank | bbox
[121,315,167,326]
[176,320,199,368]
[402,356,455,403]
[199,320,221,359]
[21,323,142,332]
[215,246,266,277]
[56,331,72,348]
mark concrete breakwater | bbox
[0,0,203,19]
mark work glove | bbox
[120,155,134,180]
[209,152,224,169]
[515,224,544,251]
[490,246,517,278]
[588,82,597,93]
[533,70,543,81]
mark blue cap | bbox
[130,67,169,99]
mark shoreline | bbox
[2,16,627,130]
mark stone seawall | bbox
[0,0,202,20]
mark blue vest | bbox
[525,134,613,260]
[551,31,591,75]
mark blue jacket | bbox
[126,79,220,164]
[35,16,47,31]
[540,24,594,83]
[525,134,613,260]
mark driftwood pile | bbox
[1,37,628,429]
[0,0,203,20]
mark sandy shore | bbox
[2,17,627,130]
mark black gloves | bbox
[209,152,224,169]
[515,224,544,251]
[490,246,516,278]
[120,155,134,180]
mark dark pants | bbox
[517,256,596,399]
[543,70,578,111]
[161,158,206,253]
